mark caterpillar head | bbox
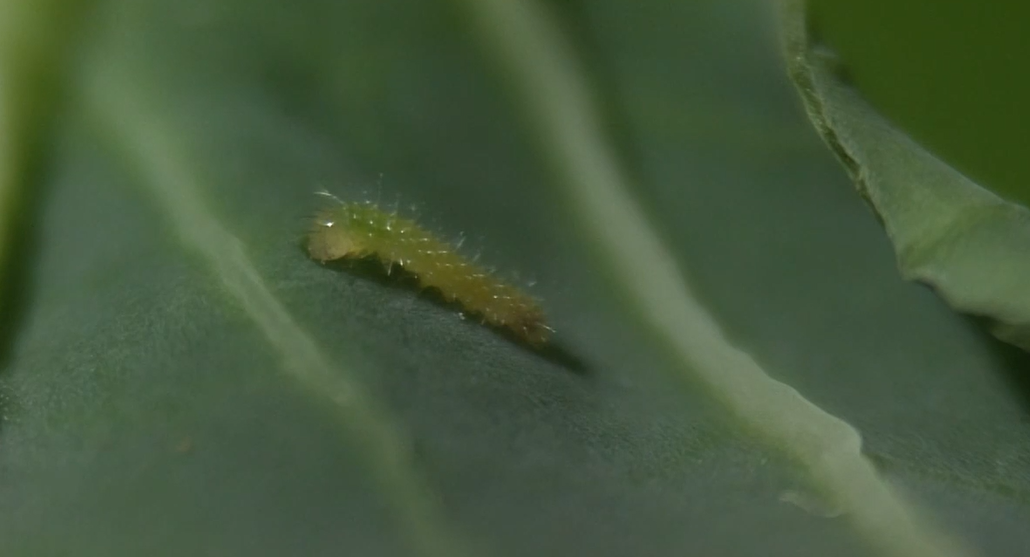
[307,211,360,263]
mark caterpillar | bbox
[306,193,553,346]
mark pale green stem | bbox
[450,0,977,556]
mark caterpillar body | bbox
[306,196,552,346]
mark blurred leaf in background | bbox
[0,0,1028,556]
[795,0,1030,351]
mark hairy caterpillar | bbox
[306,193,553,346]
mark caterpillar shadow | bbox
[314,254,591,376]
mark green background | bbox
[1,0,1029,556]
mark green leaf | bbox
[781,0,1030,351]
[2,0,1029,556]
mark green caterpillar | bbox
[307,193,552,346]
